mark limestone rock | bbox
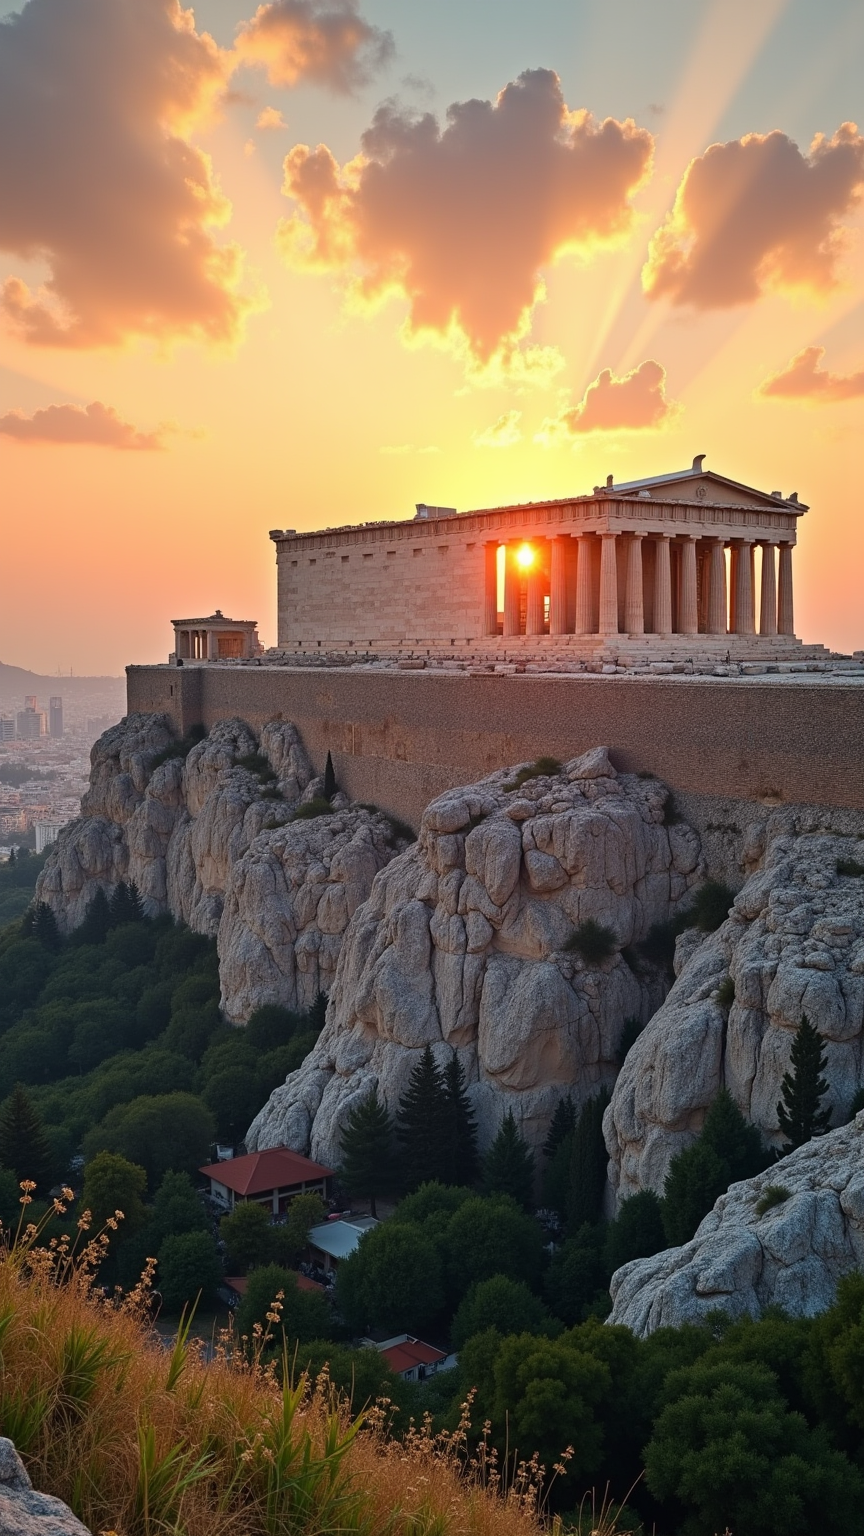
[605,831,864,1203]
[0,1437,92,1535]
[608,1112,864,1336]
[246,749,702,1164]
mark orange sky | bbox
[0,0,862,675]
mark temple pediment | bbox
[612,457,807,513]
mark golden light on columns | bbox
[516,543,535,569]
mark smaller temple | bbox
[171,610,262,663]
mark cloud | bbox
[234,0,393,92]
[536,359,678,439]
[473,410,522,448]
[0,0,259,349]
[257,106,287,130]
[643,124,864,308]
[278,69,653,362]
[0,401,166,448]
[757,345,864,403]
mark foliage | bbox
[336,1221,444,1335]
[567,1090,611,1232]
[81,1151,148,1236]
[292,797,333,821]
[604,1190,666,1273]
[221,1201,274,1275]
[452,1276,557,1351]
[504,757,562,791]
[108,880,145,926]
[755,1185,792,1217]
[616,1017,643,1064]
[20,900,61,950]
[76,887,112,945]
[236,1265,333,1347]
[544,1226,610,1327]
[661,1141,730,1247]
[687,880,735,932]
[83,1092,215,1193]
[444,1194,545,1300]
[563,920,617,964]
[157,1230,222,1314]
[543,1096,576,1159]
[323,751,337,800]
[836,856,864,877]
[396,1044,454,1190]
[277,1192,328,1267]
[482,1110,535,1210]
[716,974,736,1010]
[444,1051,480,1187]
[338,1090,396,1216]
[0,1083,54,1192]
[147,1170,208,1248]
[777,1015,832,1150]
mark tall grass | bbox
[0,1187,572,1536]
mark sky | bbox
[0,0,862,675]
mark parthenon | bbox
[268,459,815,664]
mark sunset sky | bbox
[1,0,862,675]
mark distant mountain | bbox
[0,660,124,691]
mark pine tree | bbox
[323,752,337,801]
[482,1109,535,1210]
[777,1015,832,1150]
[77,887,111,944]
[396,1045,453,1190]
[567,1089,610,1232]
[444,1052,479,1186]
[543,1095,576,1159]
[109,880,144,927]
[662,1140,729,1246]
[0,1084,54,1194]
[701,1088,767,1180]
[33,901,61,950]
[339,1091,396,1217]
[305,991,328,1034]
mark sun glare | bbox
[516,543,535,569]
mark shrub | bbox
[837,857,864,877]
[157,1230,221,1314]
[605,1190,666,1273]
[715,974,735,1010]
[688,880,735,932]
[149,722,206,768]
[564,919,617,964]
[504,756,561,791]
[237,753,276,781]
[755,1184,792,1217]
[292,798,333,821]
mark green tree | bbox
[323,752,337,801]
[83,1092,215,1193]
[702,1088,767,1180]
[77,887,111,945]
[544,1226,609,1326]
[236,1265,332,1345]
[108,881,145,927]
[0,1166,22,1228]
[543,1095,576,1158]
[444,1052,479,1187]
[274,1192,327,1267]
[567,1090,610,1232]
[81,1151,148,1236]
[481,1110,535,1210]
[244,1004,300,1051]
[201,1069,265,1145]
[777,1016,832,1150]
[444,1194,544,1301]
[338,1090,396,1216]
[336,1221,444,1335]
[21,901,61,951]
[605,1189,666,1273]
[306,991,328,1035]
[452,1275,556,1351]
[220,1201,274,1274]
[157,1230,221,1314]
[396,1044,453,1190]
[662,1140,730,1247]
[0,1083,54,1192]
[148,1170,207,1247]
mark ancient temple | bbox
[268,458,809,661]
[171,610,262,662]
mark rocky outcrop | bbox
[605,830,864,1203]
[246,748,702,1163]
[0,1437,92,1535]
[36,713,404,1018]
[608,1112,864,1336]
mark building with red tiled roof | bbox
[375,1335,447,1382]
[199,1147,332,1215]
[221,1272,325,1307]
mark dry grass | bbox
[0,1188,590,1536]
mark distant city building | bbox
[0,718,13,742]
[171,610,262,662]
[35,819,68,854]
[24,695,37,711]
[49,697,63,738]
[16,707,47,740]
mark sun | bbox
[516,543,535,569]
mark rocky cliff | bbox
[246,747,702,1162]
[36,713,407,1015]
[608,1112,864,1335]
[604,828,864,1203]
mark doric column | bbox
[483,543,498,635]
[678,536,698,635]
[778,544,795,635]
[706,540,727,634]
[574,534,594,634]
[207,629,218,660]
[624,534,644,635]
[759,543,778,637]
[653,535,672,635]
[599,533,619,635]
[503,543,521,636]
[549,537,568,635]
[526,558,544,636]
[732,540,755,633]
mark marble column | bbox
[549,537,569,635]
[778,544,795,635]
[653,535,672,635]
[624,534,644,635]
[207,629,218,660]
[759,543,778,637]
[574,534,594,634]
[678,536,698,635]
[706,540,727,634]
[733,540,755,634]
[483,542,498,635]
[526,555,545,636]
[503,543,521,636]
[599,533,619,635]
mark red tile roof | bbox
[224,1272,324,1297]
[200,1147,333,1196]
[380,1339,446,1374]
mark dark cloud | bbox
[644,124,864,308]
[279,69,654,361]
[758,345,864,403]
[0,401,165,448]
[539,359,677,437]
[234,0,393,92]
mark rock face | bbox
[36,713,404,1017]
[0,1437,92,1535]
[608,1112,864,1336]
[605,830,864,1203]
[246,748,702,1163]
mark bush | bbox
[688,880,735,931]
[158,1230,221,1314]
[292,798,333,821]
[755,1184,792,1216]
[563,919,617,964]
[503,756,561,791]
[837,857,864,877]
[716,974,735,1010]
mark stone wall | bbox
[126,666,864,881]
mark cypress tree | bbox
[444,1052,479,1186]
[567,1089,610,1232]
[339,1091,396,1217]
[323,752,337,801]
[482,1109,535,1210]
[543,1095,576,1158]
[777,1015,832,1150]
[77,887,111,944]
[396,1044,452,1190]
[0,1084,54,1194]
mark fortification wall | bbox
[126,664,864,880]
